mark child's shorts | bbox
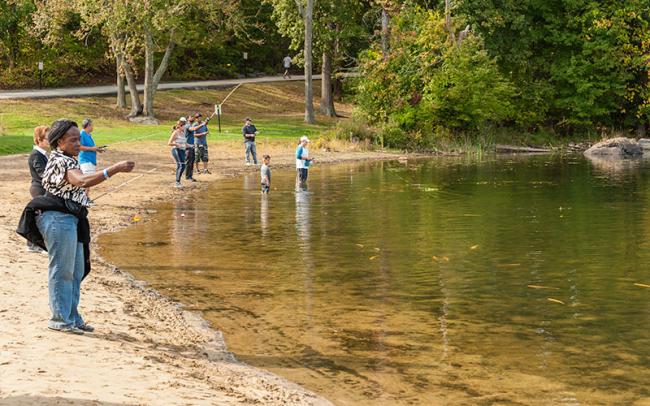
[196,145,209,162]
[261,184,270,194]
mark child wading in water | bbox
[261,155,271,193]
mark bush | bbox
[355,5,516,150]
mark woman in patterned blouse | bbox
[38,119,135,335]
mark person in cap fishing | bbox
[17,119,135,335]
[191,113,211,174]
[295,135,313,190]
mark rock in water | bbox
[584,137,643,157]
[638,138,650,152]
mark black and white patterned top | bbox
[42,150,91,207]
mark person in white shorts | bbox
[78,118,105,174]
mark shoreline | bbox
[0,139,401,405]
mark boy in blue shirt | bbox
[79,118,105,174]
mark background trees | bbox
[0,0,646,142]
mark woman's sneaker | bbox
[175,182,183,188]
[76,323,94,332]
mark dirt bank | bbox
[0,138,399,405]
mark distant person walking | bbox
[242,117,258,165]
[192,113,211,174]
[261,155,271,194]
[168,118,188,188]
[17,119,135,335]
[295,136,313,190]
[283,55,292,79]
[78,118,104,174]
[26,125,50,253]
[184,116,196,182]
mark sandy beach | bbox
[0,137,396,405]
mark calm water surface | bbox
[99,156,650,405]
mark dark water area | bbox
[99,156,650,405]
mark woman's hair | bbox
[48,119,78,149]
[33,125,49,146]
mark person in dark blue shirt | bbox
[242,117,258,165]
[183,116,196,181]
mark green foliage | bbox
[458,0,650,132]
[356,6,515,149]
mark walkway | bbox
[0,74,323,100]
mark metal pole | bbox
[217,107,222,133]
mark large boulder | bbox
[584,137,643,158]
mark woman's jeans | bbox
[172,148,187,182]
[245,141,258,164]
[36,211,85,329]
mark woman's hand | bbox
[114,161,135,173]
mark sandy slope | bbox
[0,138,396,405]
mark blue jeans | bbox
[36,211,85,329]
[172,148,187,182]
[245,141,257,164]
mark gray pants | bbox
[245,141,257,164]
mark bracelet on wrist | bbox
[103,169,110,180]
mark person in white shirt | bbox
[283,55,292,79]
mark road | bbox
[0,74,323,100]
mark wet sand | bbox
[0,139,397,405]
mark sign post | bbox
[38,61,44,89]
[243,52,248,78]
[216,104,222,133]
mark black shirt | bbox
[28,148,48,192]
[242,124,257,142]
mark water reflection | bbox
[99,157,650,405]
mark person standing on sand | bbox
[17,119,135,335]
[168,119,188,188]
[283,55,292,79]
[192,113,211,174]
[242,117,258,165]
[79,118,105,174]
[26,125,50,253]
[296,136,313,190]
[184,116,197,182]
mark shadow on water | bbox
[99,156,650,405]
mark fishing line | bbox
[92,166,161,202]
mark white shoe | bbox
[245,162,251,166]
[175,182,183,188]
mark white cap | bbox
[300,136,310,143]
[180,117,187,122]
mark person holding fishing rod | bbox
[17,119,135,335]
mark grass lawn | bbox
[0,81,348,156]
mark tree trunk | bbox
[303,0,316,124]
[143,29,175,119]
[381,7,390,60]
[319,52,336,117]
[122,59,142,117]
[143,30,155,118]
[445,0,456,44]
[115,53,127,109]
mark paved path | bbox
[0,74,323,100]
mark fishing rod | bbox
[92,166,160,202]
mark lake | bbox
[99,155,650,405]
